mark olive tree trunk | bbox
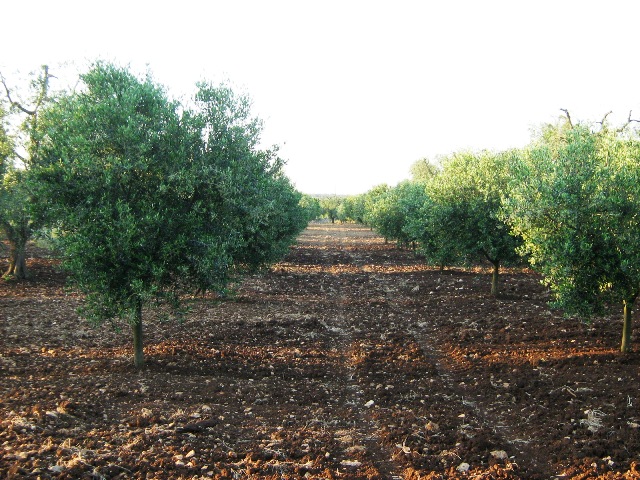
[490,260,500,296]
[621,299,634,353]
[132,300,144,368]
[3,227,28,279]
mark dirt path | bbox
[303,225,405,478]
[2,224,640,479]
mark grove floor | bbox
[1,223,640,479]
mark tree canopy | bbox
[423,150,522,294]
[503,117,640,352]
[34,62,306,366]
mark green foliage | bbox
[429,150,521,263]
[367,181,427,248]
[361,184,389,227]
[189,82,306,272]
[503,118,640,350]
[299,194,322,222]
[0,106,12,169]
[409,157,439,183]
[34,62,305,365]
[341,195,366,223]
[1,168,31,232]
[319,196,342,223]
[405,191,457,269]
[416,150,523,292]
[0,67,52,278]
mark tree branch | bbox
[616,110,640,133]
[14,150,26,163]
[598,110,613,128]
[1,73,36,115]
[560,108,573,128]
[0,65,53,116]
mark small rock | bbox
[490,450,508,460]
[364,400,375,408]
[345,445,366,454]
[456,462,470,472]
[340,460,362,467]
[425,421,440,432]
[396,443,411,453]
[185,450,195,459]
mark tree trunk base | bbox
[4,250,27,279]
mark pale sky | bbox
[3,1,640,194]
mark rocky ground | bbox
[1,223,640,479]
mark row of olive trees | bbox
[340,113,640,353]
[1,62,310,367]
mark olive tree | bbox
[368,181,427,249]
[427,149,523,294]
[319,195,342,223]
[503,114,640,352]
[34,62,304,367]
[0,66,53,278]
[404,192,456,271]
[299,194,322,222]
[361,184,389,227]
[341,195,366,224]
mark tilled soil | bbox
[1,223,640,479]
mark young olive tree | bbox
[34,63,305,367]
[399,168,459,271]
[368,181,427,249]
[426,150,523,294]
[361,184,389,228]
[503,115,640,352]
[367,184,405,245]
[319,196,342,223]
[299,194,322,222]
[340,195,366,224]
